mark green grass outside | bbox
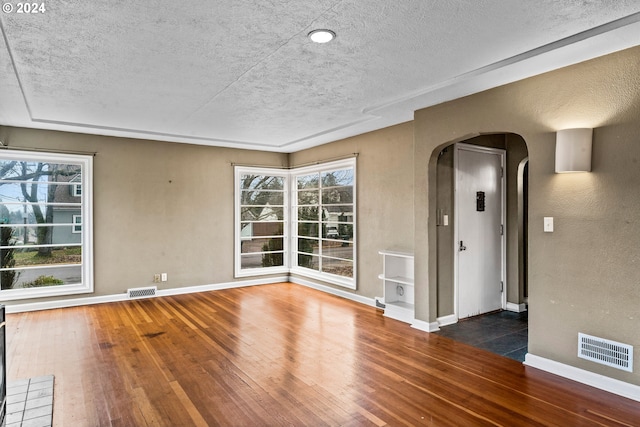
[13,247,82,266]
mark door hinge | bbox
[500,167,504,177]
[500,281,504,293]
[500,224,504,235]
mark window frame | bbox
[234,166,289,278]
[234,158,356,289]
[0,150,93,300]
[290,158,356,289]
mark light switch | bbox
[443,214,449,226]
[544,217,554,232]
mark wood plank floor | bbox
[6,282,640,426]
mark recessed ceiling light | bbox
[308,29,336,44]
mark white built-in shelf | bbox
[379,250,414,324]
[378,274,413,286]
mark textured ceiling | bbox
[1,1,640,152]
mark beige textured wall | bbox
[289,122,414,298]
[435,146,454,316]
[0,127,287,305]
[505,134,528,304]
[0,122,413,305]
[415,45,640,384]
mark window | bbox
[291,159,356,288]
[0,150,93,299]
[235,168,288,277]
[234,159,356,288]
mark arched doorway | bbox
[433,133,529,361]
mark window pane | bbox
[298,254,319,271]
[241,190,284,206]
[240,252,284,269]
[0,161,81,181]
[240,237,283,254]
[297,238,319,255]
[259,252,284,268]
[240,222,283,237]
[297,174,319,189]
[322,240,353,260]
[9,246,82,268]
[240,175,284,190]
[321,206,353,222]
[0,203,83,226]
[322,258,353,278]
[241,206,284,221]
[240,253,262,269]
[0,222,82,247]
[2,265,82,290]
[0,182,81,206]
[321,169,354,187]
[298,222,319,238]
[322,223,353,240]
[297,206,319,221]
[297,189,319,205]
[322,186,353,204]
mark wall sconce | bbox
[555,128,592,173]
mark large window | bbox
[291,160,355,288]
[0,150,93,299]
[235,168,288,276]
[234,159,356,288]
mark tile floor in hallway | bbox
[434,310,528,362]
[5,375,54,427]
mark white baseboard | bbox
[524,353,640,402]
[4,276,290,314]
[290,277,441,332]
[411,318,440,333]
[506,302,527,313]
[157,276,288,297]
[289,276,376,307]
[5,275,374,314]
[437,314,458,327]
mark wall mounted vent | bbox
[127,286,157,299]
[578,333,633,372]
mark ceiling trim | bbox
[363,11,640,116]
[2,10,640,153]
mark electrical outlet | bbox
[161,273,167,282]
[153,274,161,283]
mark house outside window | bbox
[234,158,356,289]
[0,150,93,299]
[72,215,82,233]
[71,175,82,197]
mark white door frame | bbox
[453,142,507,321]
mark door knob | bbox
[459,240,467,251]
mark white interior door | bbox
[455,144,505,319]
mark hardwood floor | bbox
[6,282,640,426]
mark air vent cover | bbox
[127,286,157,299]
[578,333,633,372]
